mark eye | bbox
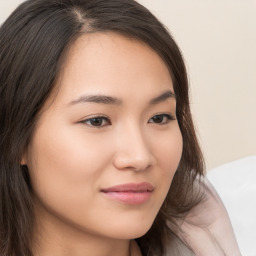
[80,116,111,127]
[148,114,175,125]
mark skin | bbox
[22,32,183,256]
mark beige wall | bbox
[138,0,256,169]
[1,0,256,170]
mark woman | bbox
[0,0,241,255]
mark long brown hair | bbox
[0,0,204,255]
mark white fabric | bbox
[177,178,241,256]
[207,156,256,256]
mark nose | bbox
[113,125,156,171]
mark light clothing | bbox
[164,178,241,256]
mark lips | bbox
[101,182,154,205]
[101,182,154,193]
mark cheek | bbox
[26,123,113,210]
[26,125,118,233]
[149,126,183,205]
[29,123,111,176]
[153,127,183,177]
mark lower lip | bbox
[102,191,152,205]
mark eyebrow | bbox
[149,90,176,104]
[69,94,122,105]
[69,90,176,106]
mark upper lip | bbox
[101,182,154,192]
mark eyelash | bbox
[80,113,175,128]
[80,116,111,127]
[148,114,176,124]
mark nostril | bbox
[113,152,155,171]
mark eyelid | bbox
[148,113,176,124]
[79,115,111,128]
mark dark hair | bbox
[0,0,204,255]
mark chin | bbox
[105,218,154,240]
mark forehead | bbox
[54,32,174,104]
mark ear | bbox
[20,153,27,166]
[21,158,26,165]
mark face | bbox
[23,32,183,241]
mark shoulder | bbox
[175,178,241,256]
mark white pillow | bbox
[207,156,256,256]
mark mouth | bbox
[100,182,154,205]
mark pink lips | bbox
[101,182,154,205]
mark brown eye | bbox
[152,115,164,123]
[148,114,174,124]
[81,116,111,127]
